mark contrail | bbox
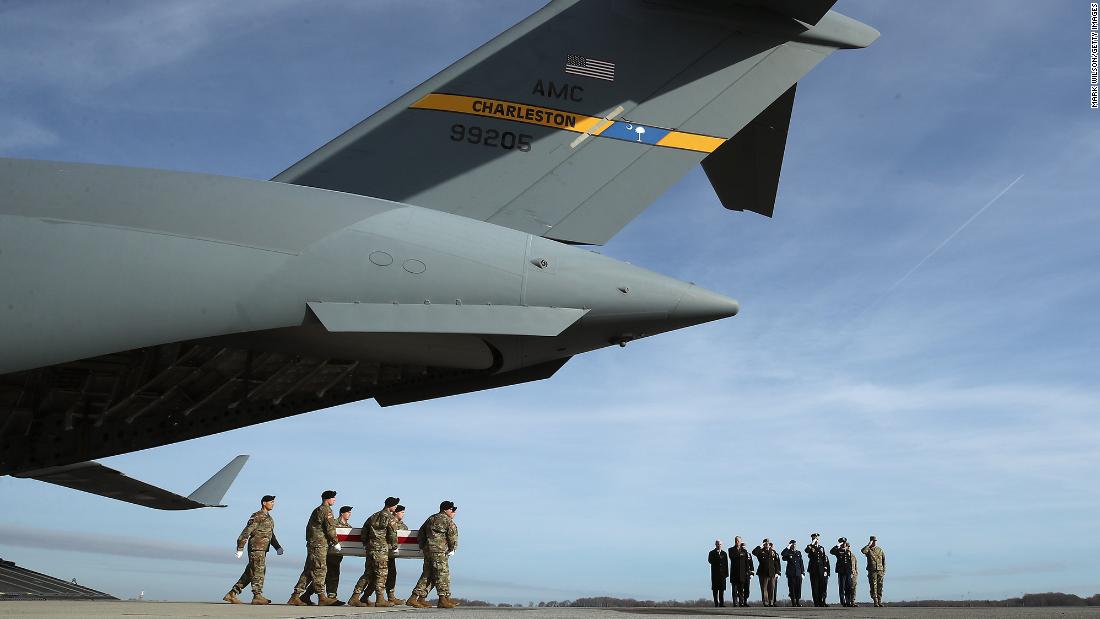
[852,174,1024,323]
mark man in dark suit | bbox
[728,536,754,607]
[831,537,854,606]
[805,532,830,607]
[752,539,781,607]
[707,540,729,607]
[781,539,805,607]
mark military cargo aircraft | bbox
[0,0,877,508]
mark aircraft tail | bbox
[274,0,877,244]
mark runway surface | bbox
[1,602,1097,618]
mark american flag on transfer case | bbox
[565,54,615,81]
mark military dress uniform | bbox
[411,510,459,607]
[707,547,729,606]
[861,540,886,606]
[227,507,282,603]
[805,541,830,607]
[290,502,341,603]
[831,543,853,606]
[752,545,781,607]
[350,508,399,605]
[729,545,754,607]
[780,545,805,606]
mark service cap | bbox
[340,505,353,514]
[838,537,847,543]
[811,532,820,538]
[869,535,877,541]
[440,500,457,512]
[321,490,337,500]
[261,495,276,503]
[384,496,400,508]
[395,505,406,513]
[789,540,797,545]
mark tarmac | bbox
[0,602,1097,619]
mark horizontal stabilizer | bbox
[17,455,249,510]
[701,83,796,217]
[307,302,588,337]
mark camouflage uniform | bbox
[861,543,886,605]
[352,509,399,598]
[849,549,859,603]
[230,508,281,596]
[412,512,458,598]
[386,519,410,596]
[292,503,340,596]
[324,516,352,596]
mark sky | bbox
[1,0,1098,605]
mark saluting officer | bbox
[861,535,887,607]
[752,539,781,607]
[805,532,830,607]
[831,537,853,606]
[728,536,754,607]
[224,495,283,605]
[780,539,805,607]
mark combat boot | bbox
[299,592,315,605]
[438,596,459,608]
[251,594,270,605]
[318,593,342,606]
[388,591,405,605]
[347,593,365,607]
[408,595,431,608]
[223,591,243,604]
[374,591,394,607]
[287,594,305,606]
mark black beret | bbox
[439,500,457,512]
[261,495,276,503]
[384,496,400,508]
[789,540,797,545]
[321,490,337,500]
[339,505,353,514]
[394,505,405,513]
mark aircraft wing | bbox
[15,455,249,510]
[274,0,878,244]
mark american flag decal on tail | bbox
[565,54,615,81]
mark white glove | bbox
[333,543,342,551]
[235,550,243,559]
[392,547,400,555]
[447,550,455,557]
[276,547,284,556]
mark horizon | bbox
[1,0,1097,605]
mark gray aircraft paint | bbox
[0,0,876,506]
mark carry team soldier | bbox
[385,505,409,605]
[728,536,754,607]
[408,500,459,609]
[348,496,401,608]
[223,495,282,605]
[805,533,830,607]
[325,506,354,599]
[288,490,342,606]
[861,535,887,607]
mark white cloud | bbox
[0,117,60,153]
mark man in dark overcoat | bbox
[805,532,831,607]
[728,536,754,607]
[707,540,729,607]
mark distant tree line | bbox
[449,592,1099,608]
